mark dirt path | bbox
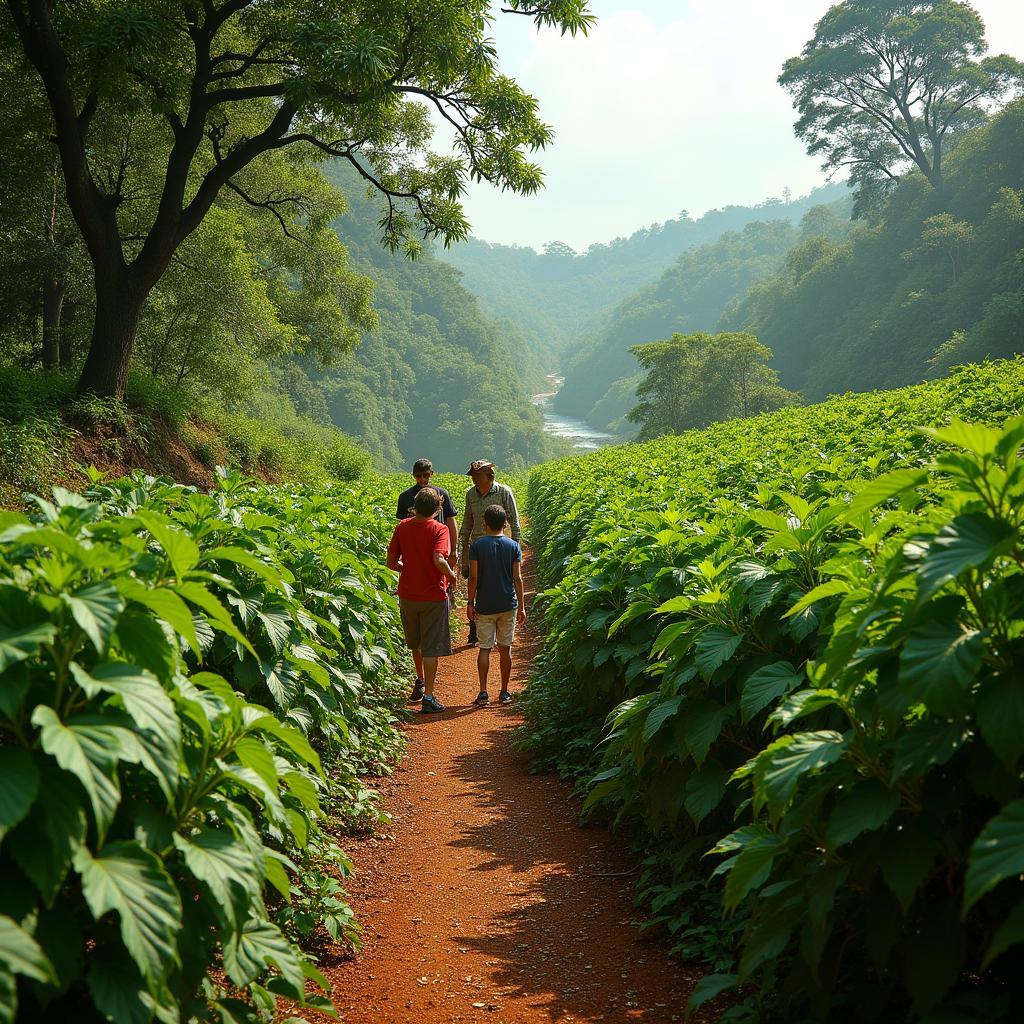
[322,553,702,1023]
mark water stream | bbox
[532,373,617,452]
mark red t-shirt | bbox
[387,518,451,602]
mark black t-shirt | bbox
[396,484,457,524]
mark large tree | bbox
[4,0,593,397]
[780,1,1023,212]
[627,331,799,440]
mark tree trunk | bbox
[41,273,67,368]
[77,270,143,398]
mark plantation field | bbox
[522,358,1024,1022]
[0,469,410,1023]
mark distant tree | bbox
[542,240,578,258]
[906,212,975,281]
[780,1,1024,213]
[4,0,594,398]
[627,331,800,439]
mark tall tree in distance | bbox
[3,0,594,398]
[780,1,1023,213]
[627,331,799,440]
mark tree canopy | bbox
[780,0,1023,213]
[4,0,593,396]
[627,331,799,440]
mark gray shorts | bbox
[399,598,452,658]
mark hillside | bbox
[298,163,560,472]
[553,200,851,429]
[441,183,849,368]
[720,101,1024,400]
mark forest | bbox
[1,1,1024,1023]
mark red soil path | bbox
[320,553,707,1024]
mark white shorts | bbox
[476,610,516,649]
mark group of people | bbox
[386,459,525,713]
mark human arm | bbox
[513,557,526,624]
[467,557,478,621]
[459,491,472,563]
[505,487,522,543]
[434,550,458,587]
[446,515,459,570]
[386,529,402,573]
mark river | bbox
[532,373,617,452]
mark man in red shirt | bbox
[386,487,458,713]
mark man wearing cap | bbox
[459,460,521,645]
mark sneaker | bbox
[474,690,489,706]
[498,691,513,704]
[407,677,425,703]
[421,694,446,714]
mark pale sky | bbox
[450,0,1024,251]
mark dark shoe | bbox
[474,690,489,706]
[421,694,446,714]
[407,677,425,703]
[498,691,513,704]
[467,622,478,646]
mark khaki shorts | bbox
[476,609,516,649]
[399,598,452,657]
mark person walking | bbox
[459,460,521,645]
[396,458,459,700]
[467,504,526,705]
[387,488,458,713]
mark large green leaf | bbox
[712,824,783,910]
[694,626,743,677]
[7,759,87,904]
[74,842,182,988]
[756,731,847,817]
[63,581,124,655]
[0,914,57,984]
[983,899,1024,967]
[784,580,849,619]
[223,919,303,995]
[825,780,900,848]
[116,578,200,654]
[740,662,803,722]
[680,698,726,766]
[643,695,683,742]
[842,468,928,521]
[135,510,200,579]
[976,672,1024,768]
[683,760,729,826]
[173,828,261,930]
[70,662,180,748]
[33,706,122,842]
[0,622,57,673]
[964,800,1024,912]
[0,748,38,842]
[919,418,1002,457]
[880,822,937,910]
[916,513,1015,601]
[899,618,983,717]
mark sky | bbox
[449,0,1024,251]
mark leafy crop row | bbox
[0,468,407,1023]
[522,359,1024,1022]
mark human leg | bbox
[498,645,512,694]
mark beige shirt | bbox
[459,481,521,562]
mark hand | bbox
[467,603,477,621]
[517,606,527,625]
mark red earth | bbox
[317,555,710,1024]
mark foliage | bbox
[0,468,409,1022]
[522,357,1024,1021]
[444,183,849,376]
[553,201,850,431]
[779,0,1024,214]
[4,0,594,398]
[627,332,799,439]
[723,101,1024,402]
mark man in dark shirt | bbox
[467,504,526,705]
[396,458,459,699]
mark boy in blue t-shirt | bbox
[467,503,526,705]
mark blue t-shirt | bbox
[470,534,522,615]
